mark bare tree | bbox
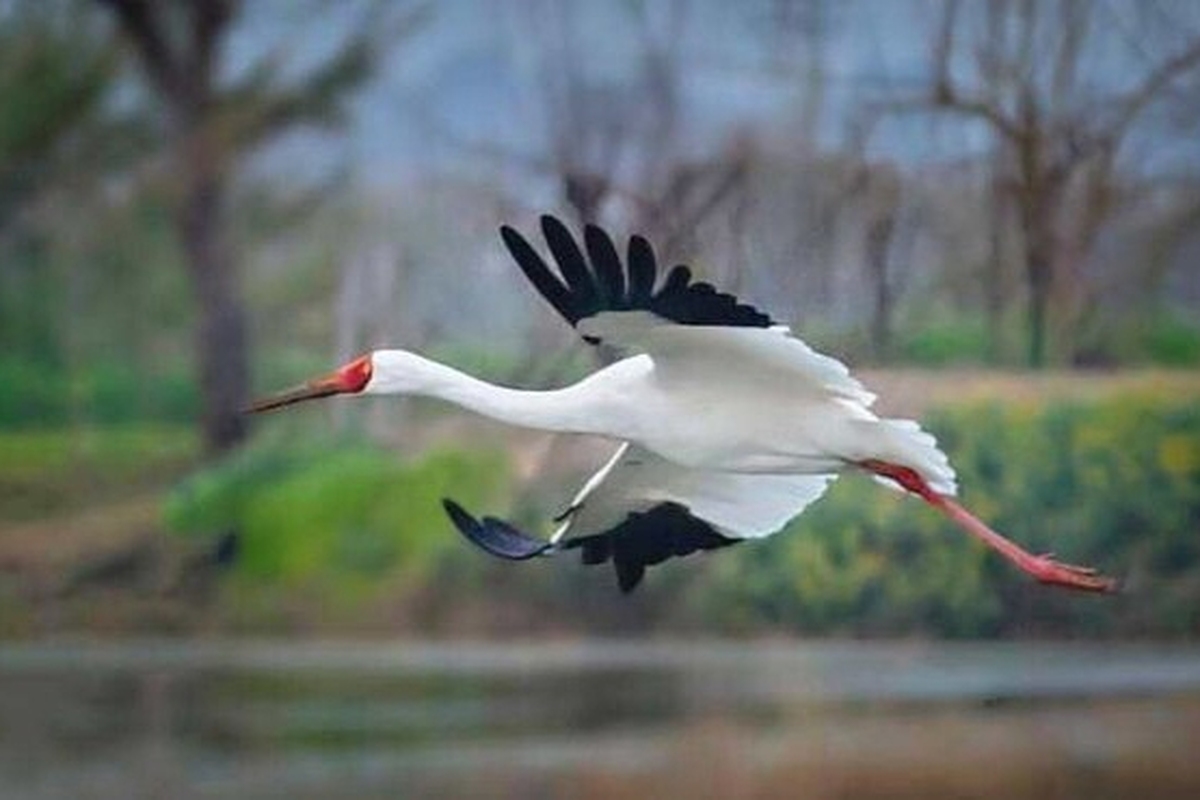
[914,0,1200,366]
[844,160,902,360]
[473,1,752,262]
[94,0,391,452]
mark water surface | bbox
[2,639,1199,799]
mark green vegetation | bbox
[1128,315,1200,367]
[897,318,992,366]
[0,423,196,520]
[0,357,198,428]
[165,431,511,593]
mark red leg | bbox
[860,459,1117,594]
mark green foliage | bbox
[164,431,511,589]
[1138,316,1200,366]
[696,393,1200,637]
[0,357,198,428]
[1075,314,1200,367]
[0,2,118,218]
[898,318,991,366]
[0,423,197,519]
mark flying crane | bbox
[250,215,1116,595]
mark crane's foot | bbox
[1022,552,1119,593]
[860,460,1120,595]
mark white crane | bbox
[250,215,1115,594]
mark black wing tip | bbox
[540,213,572,236]
[502,214,778,333]
[443,497,742,593]
[616,560,645,594]
[442,498,551,561]
[442,497,473,529]
[498,224,528,249]
[561,502,741,594]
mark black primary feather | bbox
[500,215,776,343]
[541,215,599,314]
[500,225,579,324]
[443,498,739,593]
[626,234,657,305]
[443,499,551,560]
[574,503,738,593]
[584,224,626,306]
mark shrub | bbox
[1140,316,1200,366]
[898,319,991,366]
[164,430,511,588]
[0,358,198,428]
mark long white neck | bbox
[364,350,618,436]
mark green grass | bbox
[0,424,198,521]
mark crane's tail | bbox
[854,418,958,496]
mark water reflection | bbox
[2,640,1199,799]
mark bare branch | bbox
[917,0,1024,144]
[1106,37,1200,140]
[931,0,960,104]
[94,0,182,100]
[188,0,234,84]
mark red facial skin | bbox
[336,354,373,394]
[247,354,373,413]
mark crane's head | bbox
[247,353,374,413]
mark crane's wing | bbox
[501,215,876,407]
[443,444,836,593]
[502,215,774,336]
[500,216,961,493]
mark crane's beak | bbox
[247,354,373,414]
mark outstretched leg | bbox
[860,459,1117,593]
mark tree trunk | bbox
[984,172,1007,364]
[1025,245,1051,369]
[178,105,248,453]
[1018,174,1055,369]
[95,0,248,454]
[180,178,247,452]
[865,212,896,361]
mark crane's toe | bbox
[1027,554,1118,593]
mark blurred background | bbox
[1,0,1199,797]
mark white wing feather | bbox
[578,312,876,406]
[553,443,836,543]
